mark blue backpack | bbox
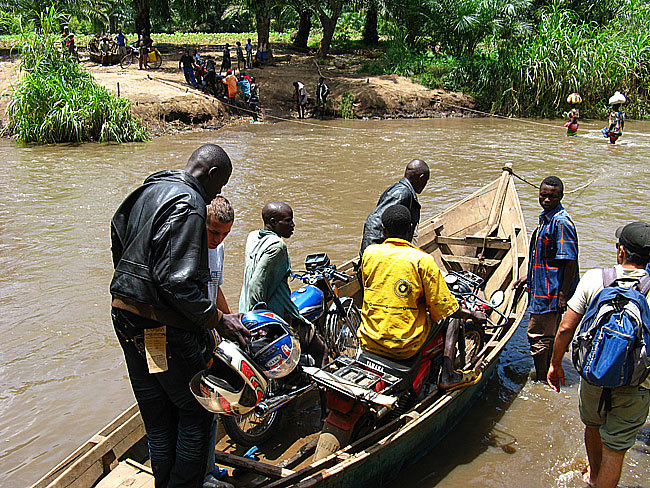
[572,267,650,389]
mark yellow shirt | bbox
[358,238,459,359]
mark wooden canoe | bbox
[31,163,528,488]
[88,51,121,65]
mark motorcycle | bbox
[221,253,361,446]
[290,252,361,358]
[307,269,507,461]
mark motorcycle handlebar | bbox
[291,267,350,284]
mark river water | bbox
[0,118,648,487]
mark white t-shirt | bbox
[568,264,650,389]
[207,243,225,306]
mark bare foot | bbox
[581,465,595,487]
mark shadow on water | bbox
[395,318,533,487]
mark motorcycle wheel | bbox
[221,380,282,447]
[459,323,485,368]
[314,421,353,461]
[326,298,361,358]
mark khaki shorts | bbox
[579,380,650,452]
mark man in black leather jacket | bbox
[360,159,429,256]
[110,144,249,488]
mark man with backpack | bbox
[548,221,650,488]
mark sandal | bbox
[439,369,483,391]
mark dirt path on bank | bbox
[0,46,475,135]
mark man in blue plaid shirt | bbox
[514,176,579,381]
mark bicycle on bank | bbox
[120,43,163,69]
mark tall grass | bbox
[365,0,650,118]
[5,8,149,144]
[491,0,650,117]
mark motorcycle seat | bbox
[356,349,422,387]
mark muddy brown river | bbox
[1,118,648,487]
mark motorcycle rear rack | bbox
[306,356,405,404]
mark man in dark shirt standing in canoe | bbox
[110,144,249,488]
[360,159,430,257]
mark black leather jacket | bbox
[110,170,215,331]
[360,177,421,255]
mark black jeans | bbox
[112,308,212,488]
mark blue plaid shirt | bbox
[527,204,579,314]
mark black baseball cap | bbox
[615,221,650,258]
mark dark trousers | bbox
[183,66,197,88]
[112,308,212,488]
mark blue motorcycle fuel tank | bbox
[291,285,325,322]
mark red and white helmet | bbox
[190,340,268,416]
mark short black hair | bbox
[541,176,564,194]
[623,247,649,267]
[382,205,411,239]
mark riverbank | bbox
[0,45,475,136]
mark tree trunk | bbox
[255,0,272,57]
[316,0,342,58]
[133,0,151,38]
[293,8,312,49]
[363,0,379,46]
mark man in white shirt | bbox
[548,221,650,488]
[205,195,236,488]
[206,196,234,313]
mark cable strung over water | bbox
[150,74,605,199]
[502,165,601,195]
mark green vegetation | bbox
[361,0,650,118]
[340,91,354,118]
[5,8,149,144]
[3,0,648,120]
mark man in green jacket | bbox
[240,202,327,366]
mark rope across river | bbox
[148,74,603,198]
[502,165,601,195]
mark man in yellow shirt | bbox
[358,204,485,390]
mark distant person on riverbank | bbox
[316,77,330,119]
[179,49,198,88]
[223,69,237,104]
[115,28,127,58]
[602,91,626,144]
[219,43,231,75]
[237,74,250,102]
[548,221,650,488]
[205,57,217,97]
[137,35,152,70]
[565,109,579,136]
[256,41,268,67]
[360,159,429,256]
[236,41,245,73]
[245,38,253,68]
[110,144,249,488]
[249,76,260,121]
[293,81,308,119]
[239,202,328,368]
[513,176,579,382]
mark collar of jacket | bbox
[143,169,207,202]
[398,177,418,201]
[382,237,417,248]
